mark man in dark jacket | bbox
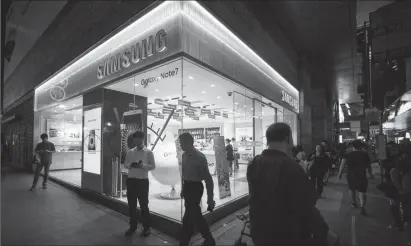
[247,123,330,245]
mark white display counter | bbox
[50,151,82,170]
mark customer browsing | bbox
[124,131,156,237]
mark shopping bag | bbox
[32,154,40,173]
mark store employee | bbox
[179,132,216,246]
[124,131,156,237]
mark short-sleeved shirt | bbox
[345,150,371,178]
[35,142,56,164]
[182,148,210,182]
[124,147,155,179]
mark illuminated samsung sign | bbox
[97,29,167,80]
[281,91,298,110]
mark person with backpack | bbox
[247,123,334,245]
[391,150,411,246]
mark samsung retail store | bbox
[33,1,299,234]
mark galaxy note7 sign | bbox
[97,29,168,80]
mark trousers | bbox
[32,162,50,187]
[180,181,212,246]
[126,178,150,230]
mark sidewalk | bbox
[197,164,408,246]
[1,172,178,245]
[2,165,408,246]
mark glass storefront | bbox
[32,0,299,226]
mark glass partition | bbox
[33,56,298,222]
[33,97,83,186]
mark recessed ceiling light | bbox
[235,102,238,105]
[217,96,221,99]
[211,84,215,87]
[188,76,194,80]
[244,105,247,107]
[155,89,159,92]
[59,105,66,109]
[134,83,139,86]
[202,91,206,94]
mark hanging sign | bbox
[154,99,164,105]
[222,113,228,118]
[214,111,221,116]
[208,115,215,119]
[178,100,191,107]
[201,109,211,114]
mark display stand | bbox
[159,186,180,200]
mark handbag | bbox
[32,154,40,173]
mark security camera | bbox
[227,92,232,96]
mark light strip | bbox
[36,1,176,92]
[183,1,298,96]
[35,1,298,103]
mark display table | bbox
[50,151,82,171]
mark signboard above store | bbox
[281,91,298,111]
[97,29,168,80]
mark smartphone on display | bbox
[88,130,96,150]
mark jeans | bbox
[32,162,50,187]
[180,181,213,246]
[126,178,150,230]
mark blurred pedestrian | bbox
[391,150,411,245]
[338,140,373,216]
[308,145,328,198]
[179,132,215,246]
[247,123,331,245]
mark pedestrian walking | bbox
[30,133,56,191]
[391,150,411,245]
[124,131,156,237]
[308,145,328,197]
[338,140,374,216]
[247,123,333,245]
[179,132,216,246]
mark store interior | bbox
[37,58,297,222]
[36,97,83,186]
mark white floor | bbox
[49,166,249,221]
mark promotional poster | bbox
[83,107,102,174]
[213,136,231,199]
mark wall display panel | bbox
[83,107,102,175]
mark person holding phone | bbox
[179,132,216,246]
[30,133,56,191]
[124,131,156,237]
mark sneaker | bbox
[395,226,404,231]
[350,202,357,208]
[29,187,35,191]
[124,227,136,237]
[42,184,47,189]
[360,207,367,216]
[201,238,216,246]
[140,228,151,237]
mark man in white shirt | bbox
[124,131,156,237]
[179,132,215,246]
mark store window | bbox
[33,97,83,186]
[284,108,297,145]
[103,58,279,221]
